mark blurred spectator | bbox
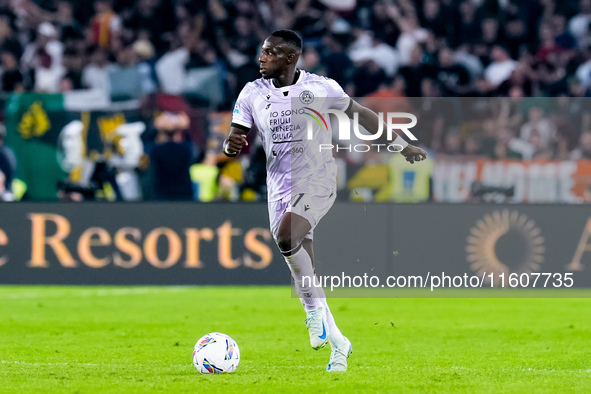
[550,95,586,155]
[496,62,533,96]
[190,151,219,202]
[441,131,462,155]
[418,78,456,151]
[218,15,261,70]
[495,128,523,160]
[0,124,15,200]
[364,1,400,47]
[54,0,82,41]
[398,47,427,97]
[537,23,564,64]
[349,59,387,97]
[0,14,22,57]
[478,117,499,158]
[529,130,553,159]
[430,47,471,96]
[569,0,591,48]
[454,45,484,80]
[553,14,577,50]
[419,0,451,38]
[186,38,217,70]
[473,18,501,66]
[1,50,24,92]
[298,47,326,76]
[155,24,190,95]
[123,0,171,53]
[575,52,591,89]
[146,112,196,200]
[519,106,557,151]
[90,0,121,50]
[21,22,64,92]
[391,6,429,66]
[133,39,157,95]
[504,14,528,60]
[348,30,398,77]
[363,76,412,115]
[321,33,351,87]
[464,135,482,157]
[571,131,591,159]
[483,46,516,89]
[114,43,138,67]
[0,171,5,199]
[452,0,480,48]
[108,43,142,100]
[60,47,83,90]
[81,45,114,93]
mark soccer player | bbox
[224,30,426,372]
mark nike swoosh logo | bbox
[319,322,327,340]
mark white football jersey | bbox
[232,70,350,202]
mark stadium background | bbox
[0,0,590,204]
[0,1,590,392]
[0,0,589,283]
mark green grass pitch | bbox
[1,286,590,392]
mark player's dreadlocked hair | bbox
[270,29,303,50]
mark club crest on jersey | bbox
[299,90,314,104]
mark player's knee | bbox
[277,231,297,253]
[276,233,293,253]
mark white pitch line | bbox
[1,360,98,366]
[0,287,192,300]
[451,365,591,373]
[2,361,589,374]
[0,360,193,368]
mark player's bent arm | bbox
[345,100,382,138]
[344,100,409,149]
[223,124,251,157]
[345,99,427,163]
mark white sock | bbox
[285,246,346,347]
[317,289,346,348]
[284,247,322,312]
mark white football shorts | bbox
[268,183,337,242]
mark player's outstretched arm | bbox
[345,99,427,164]
[223,125,250,157]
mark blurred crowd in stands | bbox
[1,0,591,201]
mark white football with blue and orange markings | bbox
[193,332,240,374]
